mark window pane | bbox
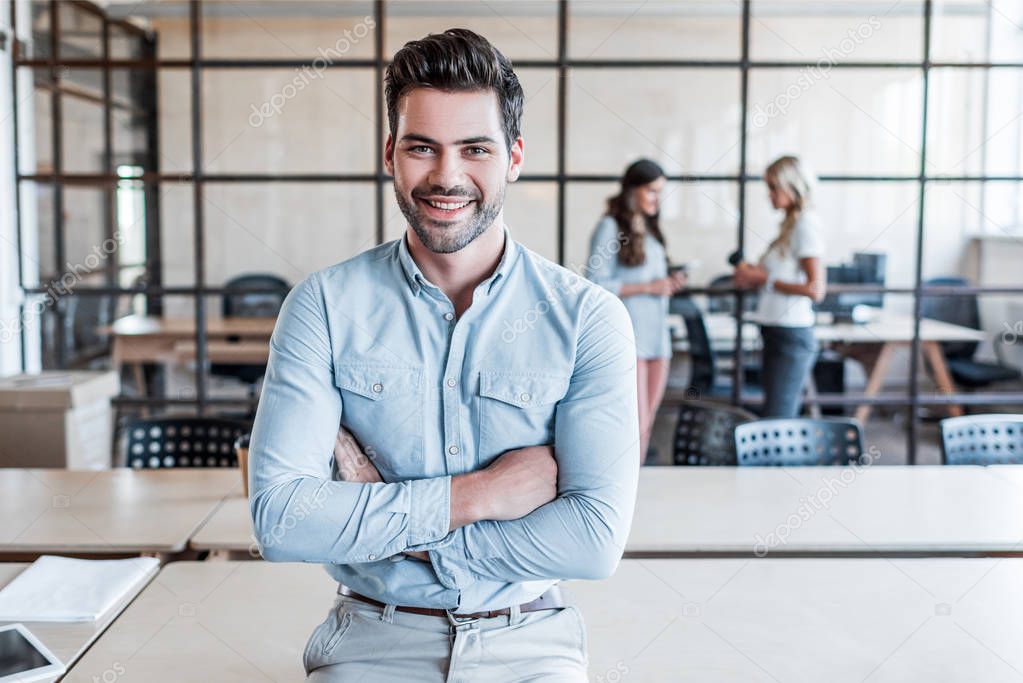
[744,180,920,289]
[28,1,52,60]
[567,68,741,175]
[519,69,558,176]
[924,181,1023,282]
[386,1,557,61]
[157,70,193,174]
[58,2,103,60]
[506,182,557,262]
[159,181,197,288]
[110,23,146,60]
[569,1,741,61]
[932,0,1023,63]
[60,69,106,174]
[747,68,923,176]
[202,183,376,287]
[200,1,375,60]
[566,180,739,286]
[927,68,1023,176]
[751,1,923,63]
[201,69,375,174]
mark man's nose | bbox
[426,150,467,190]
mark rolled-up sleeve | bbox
[584,216,624,296]
[248,273,454,563]
[430,289,640,584]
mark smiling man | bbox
[248,29,639,681]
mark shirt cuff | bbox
[406,476,453,549]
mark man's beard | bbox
[395,183,505,254]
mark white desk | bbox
[0,562,154,682]
[66,558,1023,682]
[190,467,1023,558]
[0,469,242,558]
[628,466,1023,556]
[671,311,987,421]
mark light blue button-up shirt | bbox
[586,216,672,359]
[249,228,639,612]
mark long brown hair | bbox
[606,159,667,267]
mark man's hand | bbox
[450,445,558,529]
[334,427,382,483]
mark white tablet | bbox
[0,624,64,682]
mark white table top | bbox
[66,558,1023,682]
[0,562,154,682]
[190,466,1023,557]
[629,465,1023,555]
[670,310,986,348]
[0,469,243,556]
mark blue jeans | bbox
[760,325,818,418]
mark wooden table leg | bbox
[922,340,964,417]
[855,342,896,424]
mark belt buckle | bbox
[445,610,480,628]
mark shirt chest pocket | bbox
[477,371,570,462]
[334,364,424,480]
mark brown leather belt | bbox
[338,584,565,620]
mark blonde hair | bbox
[763,155,816,259]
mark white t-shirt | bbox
[753,212,825,328]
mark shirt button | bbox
[372,383,383,393]
[520,392,531,403]
[446,378,457,388]
[367,554,376,560]
[443,312,454,321]
[448,445,459,455]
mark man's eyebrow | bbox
[399,134,499,146]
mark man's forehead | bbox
[397,88,503,140]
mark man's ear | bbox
[383,134,395,176]
[506,136,524,182]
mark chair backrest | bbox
[734,418,864,466]
[674,401,757,466]
[940,414,1023,465]
[669,295,715,393]
[222,273,291,318]
[124,417,250,469]
[920,277,980,359]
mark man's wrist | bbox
[450,470,489,530]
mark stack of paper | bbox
[0,555,159,622]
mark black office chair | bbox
[124,417,249,469]
[670,295,762,402]
[920,277,1021,388]
[939,414,1023,465]
[706,274,759,315]
[673,401,757,466]
[734,418,864,466]
[211,273,291,387]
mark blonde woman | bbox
[586,159,686,462]
[734,156,826,417]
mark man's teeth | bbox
[426,199,471,210]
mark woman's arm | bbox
[772,257,825,302]
[619,273,686,298]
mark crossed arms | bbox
[248,274,640,584]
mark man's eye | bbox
[466,147,489,156]
[409,146,433,154]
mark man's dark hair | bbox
[385,28,524,153]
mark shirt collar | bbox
[397,226,518,298]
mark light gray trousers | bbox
[304,591,588,682]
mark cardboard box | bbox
[0,371,119,469]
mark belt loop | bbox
[381,604,396,623]
[509,603,523,626]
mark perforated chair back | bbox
[124,417,249,469]
[940,414,1023,465]
[734,418,864,466]
[674,401,757,466]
